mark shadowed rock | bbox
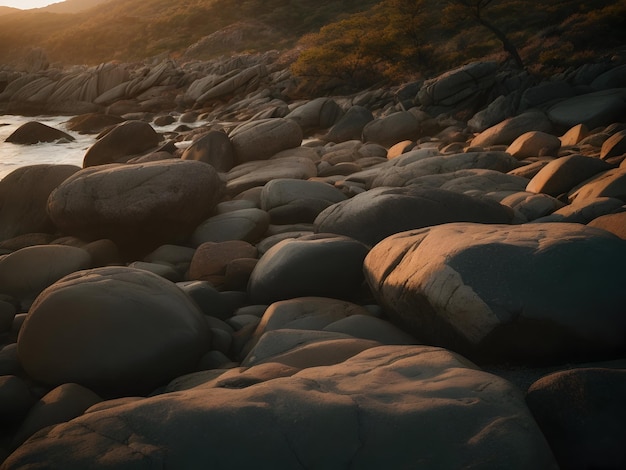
[17,266,211,396]
[0,164,80,241]
[315,186,513,246]
[82,120,160,167]
[5,121,75,145]
[1,346,557,469]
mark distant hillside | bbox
[0,6,19,16]
[0,0,624,91]
[0,0,378,65]
[38,0,112,14]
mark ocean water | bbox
[0,115,95,180]
[0,115,201,181]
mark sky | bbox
[0,0,59,8]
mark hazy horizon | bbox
[0,0,59,9]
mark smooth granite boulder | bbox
[242,329,381,368]
[190,208,270,246]
[323,105,374,143]
[248,233,369,304]
[506,131,561,159]
[241,297,374,356]
[225,157,318,197]
[285,97,343,135]
[470,110,553,148]
[600,129,626,160]
[362,111,420,147]
[364,222,626,364]
[0,245,91,309]
[82,120,160,167]
[568,168,626,203]
[10,383,102,449]
[260,178,347,224]
[418,61,498,107]
[314,186,513,246]
[47,160,224,255]
[2,346,557,469]
[547,88,626,130]
[370,151,520,188]
[588,211,626,239]
[4,121,75,145]
[526,368,626,470]
[0,164,80,241]
[229,118,303,164]
[181,130,235,172]
[17,266,211,396]
[65,113,125,134]
[535,197,624,224]
[526,154,613,197]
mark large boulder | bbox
[418,61,498,108]
[568,168,626,203]
[526,368,626,470]
[506,131,561,159]
[2,345,557,469]
[82,120,160,167]
[0,164,80,241]
[4,121,75,145]
[370,151,520,188]
[64,113,125,134]
[535,197,624,224]
[181,130,235,172]
[225,156,317,197]
[248,233,369,304]
[470,110,553,148]
[600,129,626,160]
[548,88,626,130]
[242,329,381,369]
[362,111,420,147]
[364,222,626,364]
[260,178,348,224]
[285,97,343,135]
[47,160,224,255]
[229,118,303,164]
[0,245,91,309]
[322,105,374,143]
[588,211,626,239]
[315,186,513,246]
[526,154,613,197]
[16,266,210,396]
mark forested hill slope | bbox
[0,0,379,65]
[0,0,624,90]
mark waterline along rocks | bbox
[1,51,626,468]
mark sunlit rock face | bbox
[47,159,224,256]
[470,110,553,148]
[364,222,626,365]
[17,266,211,396]
[2,346,556,469]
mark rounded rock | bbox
[17,266,211,395]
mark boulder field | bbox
[1,53,626,468]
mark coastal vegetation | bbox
[0,0,625,92]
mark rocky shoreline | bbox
[0,51,626,468]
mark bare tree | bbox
[445,0,525,69]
